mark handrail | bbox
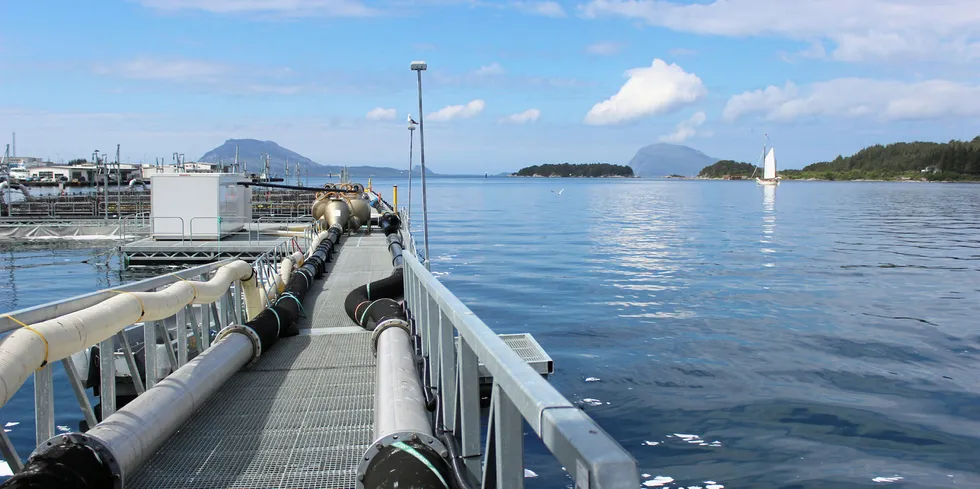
[0,259,235,334]
[148,216,185,243]
[402,233,639,488]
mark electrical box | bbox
[150,173,252,240]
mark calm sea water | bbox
[2,178,979,488]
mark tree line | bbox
[698,160,759,178]
[513,163,634,177]
[699,136,980,181]
[782,136,980,180]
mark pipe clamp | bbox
[215,324,262,363]
[371,318,412,355]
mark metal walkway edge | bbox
[127,232,390,489]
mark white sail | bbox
[763,147,777,180]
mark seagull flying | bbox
[551,188,564,196]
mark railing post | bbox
[144,319,158,389]
[457,336,481,477]
[200,273,212,349]
[439,310,456,432]
[0,427,22,474]
[33,365,55,446]
[156,320,178,374]
[116,331,145,395]
[232,281,243,325]
[186,304,202,354]
[99,337,116,418]
[494,384,524,489]
[61,358,98,429]
[426,294,439,388]
[176,304,188,366]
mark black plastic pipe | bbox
[237,181,362,193]
[0,442,113,489]
[344,213,406,331]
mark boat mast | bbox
[751,133,768,179]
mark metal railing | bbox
[401,234,639,488]
[250,236,306,301]
[0,259,252,473]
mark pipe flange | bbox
[355,431,449,489]
[215,324,262,363]
[371,318,412,355]
[32,432,124,489]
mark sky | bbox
[2,0,979,174]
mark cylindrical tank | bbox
[311,198,328,221]
[324,199,351,229]
[348,196,371,226]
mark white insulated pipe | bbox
[0,260,258,408]
[307,230,333,260]
[278,251,304,294]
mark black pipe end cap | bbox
[360,439,451,489]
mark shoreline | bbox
[691,177,980,183]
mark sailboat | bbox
[754,135,779,185]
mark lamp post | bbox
[407,120,416,229]
[410,60,431,270]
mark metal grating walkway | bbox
[128,232,391,489]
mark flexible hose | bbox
[344,213,405,330]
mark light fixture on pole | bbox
[410,60,431,270]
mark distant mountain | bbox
[198,139,435,178]
[627,143,719,177]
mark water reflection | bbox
[761,185,776,267]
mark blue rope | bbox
[275,292,307,318]
[268,307,282,336]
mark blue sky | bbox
[2,0,979,174]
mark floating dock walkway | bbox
[0,178,638,488]
[128,231,391,488]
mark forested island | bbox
[512,163,634,178]
[781,137,980,181]
[697,136,980,181]
[698,160,760,178]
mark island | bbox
[779,136,980,181]
[697,160,760,179]
[511,163,634,178]
[693,136,980,182]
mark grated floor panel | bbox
[128,232,393,489]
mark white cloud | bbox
[427,100,486,121]
[366,107,397,121]
[500,109,541,124]
[90,56,334,95]
[578,0,980,62]
[584,59,706,125]
[95,57,229,83]
[585,41,624,56]
[514,1,566,17]
[474,63,505,76]
[723,78,980,123]
[660,111,706,143]
[137,0,378,17]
